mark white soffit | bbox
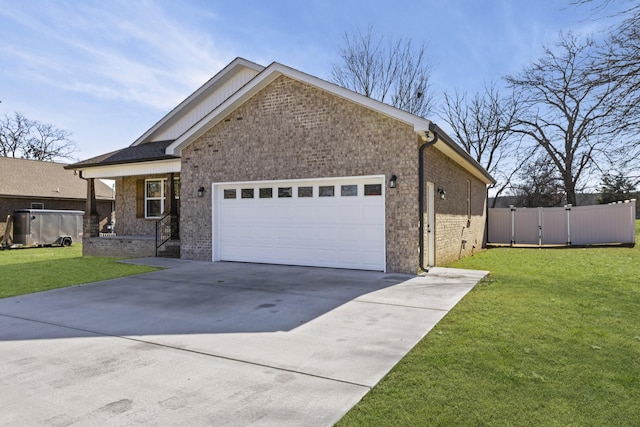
[79,159,181,179]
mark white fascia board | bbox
[428,123,495,185]
[132,58,265,147]
[166,62,433,156]
[79,159,181,179]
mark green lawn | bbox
[0,245,159,298]
[338,221,640,426]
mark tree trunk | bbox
[564,178,577,206]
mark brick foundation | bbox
[82,236,156,258]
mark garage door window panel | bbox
[319,186,335,197]
[259,188,273,198]
[298,186,313,197]
[364,184,382,196]
[341,185,357,196]
[278,187,293,198]
[241,188,254,199]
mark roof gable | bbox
[0,157,113,200]
[165,60,493,184]
[165,61,433,156]
[133,58,264,146]
[67,57,494,184]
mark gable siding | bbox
[152,68,261,142]
[179,75,421,273]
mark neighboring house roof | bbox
[67,57,495,185]
[0,157,113,200]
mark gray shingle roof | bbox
[67,140,177,168]
[0,157,113,200]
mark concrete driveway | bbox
[0,259,487,426]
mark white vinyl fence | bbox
[488,200,636,246]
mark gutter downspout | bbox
[418,124,439,273]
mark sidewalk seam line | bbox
[0,312,372,390]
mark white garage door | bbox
[213,176,385,271]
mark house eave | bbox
[71,158,182,179]
[65,155,179,170]
[429,123,496,185]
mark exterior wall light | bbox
[197,186,206,197]
[437,187,446,200]
[389,174,397,188]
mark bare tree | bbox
[440,83,523,206]
[0,112,31,158]
[331,26,434,118]
[26,121,76,161]
[512,155,566,207]
[599,3,640,160]
[505,32,624,206]
[0,112,76,161]
[573,0,640,169]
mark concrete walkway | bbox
[0,259,487,426]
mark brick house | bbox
[0,157,114,236]
[67,58,494,274]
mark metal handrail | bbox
[155,212,179,256]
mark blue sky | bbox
[0,0,625,161]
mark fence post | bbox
[626,199,636,245]
[565,204,572,246]
[510,205,516,246]
[537,207,543,246]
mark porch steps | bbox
[156,240,180,258]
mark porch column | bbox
[84,178,100,237]
[169,173,179,239]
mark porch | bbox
[82,171,181,258]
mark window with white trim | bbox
[145,177,180,219]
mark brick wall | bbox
[83,236,155,257]
[115,174,178,236]
[0,197,112,237]
[180,75,421,273]
[422,147,488,266]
